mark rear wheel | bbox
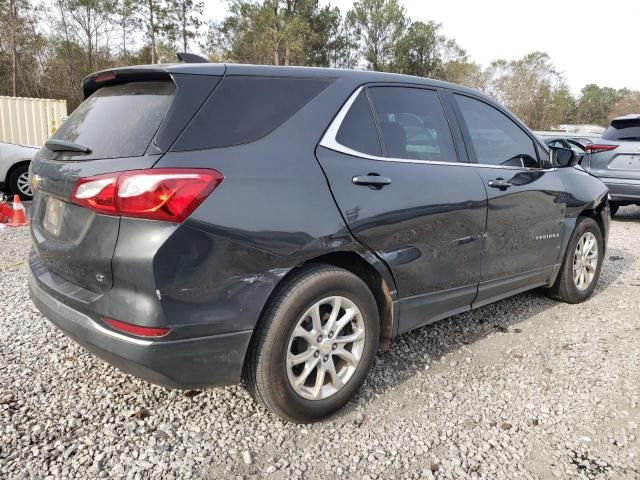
[244,266,379,422]
[609,202,619,217]
[545,217,603,303]
[8,164,32,200]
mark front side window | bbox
[454,94,539,168]
[368,87,458,162]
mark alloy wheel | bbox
[573,231,598,291]
[17,171,33,198]
[286,296,366,400]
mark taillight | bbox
[103,317,170,338]
[71,168,223,222]
[585,144,618,154]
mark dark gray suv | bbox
[28,63,609,422]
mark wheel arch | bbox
[577,199,608,252]
[551,195,609,288]
[302,251,398,344]
[246,250,398,371]
[5,159,31,185]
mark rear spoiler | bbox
[82,60,224,98]
[176,52,209,63]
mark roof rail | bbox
[176,52,210,64]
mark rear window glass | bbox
[603,119,640,141]
[51,81,175,160]
[173,76,332,151]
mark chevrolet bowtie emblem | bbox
[31,174,43,190]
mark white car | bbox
[0,141,38,200]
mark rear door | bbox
[451,93,566,306]
[317,85,488,334]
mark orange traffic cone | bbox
[7,195,28,227]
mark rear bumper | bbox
[601,177,640,203]
[28,266,252,389]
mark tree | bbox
[116,0,139,61]
[346,0,408,71]
[0,0,31,96]
[440,59,486,90]
[53,0,118,72]
[393,20,472,84]
[608,91,640,122]
[577,84,624,126]
[484,52,566,129]
[210,0,325,66]
[137,0,167,64]
[547,84,577,127]
[166,0,204,53]
[393,21,441,77]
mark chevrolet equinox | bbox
[28,63,609,422]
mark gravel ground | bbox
[1,208,639,480]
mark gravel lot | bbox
[1,208,639,480]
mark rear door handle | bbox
[488,178,512,189]
[352,174,392,188]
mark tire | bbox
[8,164,32,200]
[609,202,619,217]
[244,265,379,423]
[545,217,603,303]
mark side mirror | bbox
[550,146,580,168]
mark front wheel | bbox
[545,217,603,303]
[244,266,379,422]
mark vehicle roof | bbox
[84,62,490,102]
[612,113,640,122]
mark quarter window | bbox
[368,87,458,162]
[454,94,539,168]
[173,76,332,150]
[335,90,382,157]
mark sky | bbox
[206,0,640,94]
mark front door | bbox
[451,93,566,306]
[317,85,488,333]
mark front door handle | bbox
[488,178,512,189]
[352,174,392,188]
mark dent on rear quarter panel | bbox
[151,78,387,335]
[556,167,608,262]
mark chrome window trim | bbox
[319,86,557,172]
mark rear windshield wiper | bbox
[617,136,640,141]
[45,139,92,154]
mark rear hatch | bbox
[589,116,640,180]
[30,72,219,292]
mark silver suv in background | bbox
[0,141,38,200]
[582,114,640,216]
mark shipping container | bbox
[0,96,67,147]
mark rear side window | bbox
[173,76,332,150]
[454,94,538,167]
[336,90,382,156]
[51,81,175,160]
[368,87,457,161]
[603,119,640,141]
